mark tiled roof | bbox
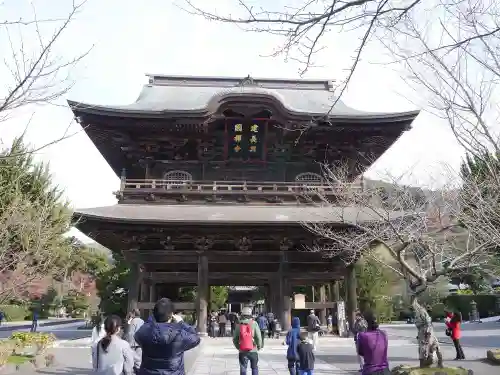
[67,74,419,120]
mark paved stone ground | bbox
[188,334,495,375]
[10,323,497,374]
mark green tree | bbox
[210,286,228,311]
[95,253,130,317]
[355,259,397,320]
[62,289,90,316]
[0,138,72,303]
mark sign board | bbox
[337,301,345,320]
[294,294,305,309]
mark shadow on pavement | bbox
[36,368,92,375]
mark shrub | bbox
[10,332,56,354]
[0,341,15,366]
[0,305,30,321]
[443,294,498,319]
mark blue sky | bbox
[1,0,463,217]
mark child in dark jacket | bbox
[297,332,315,375]
[286,317,301,375]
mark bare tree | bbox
[381,0,500,158]
[300,164,496,367]
[180,0,499,111]
[1,0,91,155]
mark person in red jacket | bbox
[446,312,465,360]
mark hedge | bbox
[443,294,500,319]
[0,305,31,321]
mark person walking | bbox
[92,315,135,375]
[297,331,315,375]
[218,312,228,337]
[209,313,217,338]
[352,310,368,371]
[124,309,144,372]
[327,314,333,334]
[134,298,201,375]
[356,311,390,375]
[0,310,4,327]
[232,306,262,375]
[30,310,38,332]
[266,312,275,339]
[306,310,320,351]
[257,313,269,348]
[446,312,465,360]
[285,317,301,375]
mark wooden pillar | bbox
[346,266,358,328]
[196,255,208,335]
[319,285,327,324]
[139,280,149,319]
[311,286,315,302]
[127,263,140,313]
[332,281,340,301]
[282,278,291,332]
[150,283,156,303]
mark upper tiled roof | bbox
[67,74,419,120]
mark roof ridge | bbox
[146,74,334,91]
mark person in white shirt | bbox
[92,315,134,375]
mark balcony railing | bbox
[120,178,362,196]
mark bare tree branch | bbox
[0,0,91,157]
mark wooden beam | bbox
[146,271,341,282]
[137,302,195,310]
[123,250,336,264]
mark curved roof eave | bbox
[68,99,419,124]
[72,204,405,226]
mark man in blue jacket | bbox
[134,298,200,375]
[257,313,269,347]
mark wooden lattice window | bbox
[163,170,193,185]
[295,172,322,184]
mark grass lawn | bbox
[7,354,33,364]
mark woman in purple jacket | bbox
[356,311,390,375]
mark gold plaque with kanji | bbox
[250,124,259,132]
[234,123,243,132]
[249,146,257,152]
[234,145,241,152]
[250,135,258,144]
[234,134,242,142]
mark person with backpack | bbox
[285,317,301,375]
[232,307,262,375]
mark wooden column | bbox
[332,281,340,301]
[281,278,291,332]
[346,266,358,328]
[196,255,209,335]
[127,263,140,313]
[139,280,150,319]
[319,285,327,324]
[150,283,156,303]
[270,280,279,316]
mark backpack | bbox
[239,320,254,351]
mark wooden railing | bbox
[120,179,362,195]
